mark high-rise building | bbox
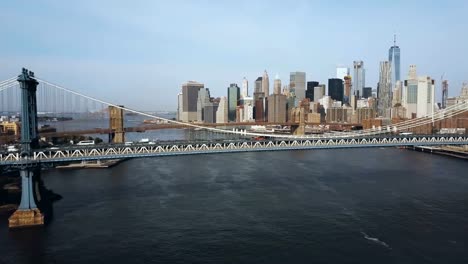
[392,81,402,106]
[314,85,326,103]
[377,61,392,118]
[388,34,401,86]
[242,77,249,98]
[268,94,287,123]
[262,70,270,96]
[196,88,211,122]
[353,61,365,98]
[306,81,319,102]
[203,101,219,123]
[254,77,264,101]
[242,97,254,122]
[216,97,228,123]
[274,74,282,95]
[177,92,183,121]
[343,76,352,105]
[402,66,435,118]
[181,81,204,122]
[336,67,350,80]
[290,72,306,103]
[227,83,240,122]
[442,80,448,109]
[255,99,265,122]
[328,78,344,103]
[362,87,372,99]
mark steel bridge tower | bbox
[8,68,44,228]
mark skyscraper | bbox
[336,67,350,80]
[196,88,211,122]
[388,34,401,86]
[313,85,326,103]
[268,94,287,123]
[402,65,435,118]
[442,80,448,109]
[254,77,263,101]
[377,61,392,118]
[262,70,270,96]
[353,61,365,98]
[290,72,306,103]
[242,77,249,98]
[216,97,228,123]
[343,76,352,104]
[274,74,282,95]
[328,78,344,103]
[306,81,319,102]
[227,83,240,122]
[362,87,372,99]
[181,81,204,122]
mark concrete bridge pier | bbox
[291,124,305,135]
[8,168,44,228]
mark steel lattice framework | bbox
[1,135,467,166]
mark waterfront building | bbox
[181,81,204,122]
[353,61,365,98]
[227,83,240,122]
[0,121,20,135]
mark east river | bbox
[1,147,467,263]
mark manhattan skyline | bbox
[1,0,467,110]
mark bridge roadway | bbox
[1,134,467,166]
[29,122,361,138]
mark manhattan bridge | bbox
[0,69,467,229]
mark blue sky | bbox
[1,0,467,110]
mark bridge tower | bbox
[109,105,125,143]
[9,68,44,228]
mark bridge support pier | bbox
[291,124,305,135]
[8,169,44,228]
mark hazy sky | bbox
[1,0,467,110]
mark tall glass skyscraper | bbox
[353,61,365,98]
[388,35,401,86]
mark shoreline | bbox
[405,145,468,160]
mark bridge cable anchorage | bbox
[34,77,468,139]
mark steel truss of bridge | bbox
[1,135,467,166]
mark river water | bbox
[0,148,467,264]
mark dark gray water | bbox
[1,148,468,264]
